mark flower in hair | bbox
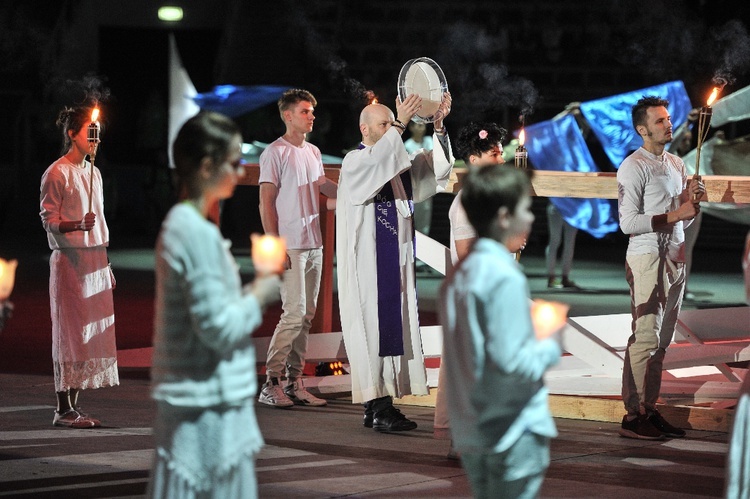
[478,130,488,139]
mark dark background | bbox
[1,0,749,262]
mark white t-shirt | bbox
[259,137,326,249]
[448,190,476,264]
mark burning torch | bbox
[87,107,100,213]
[693,87,719,202]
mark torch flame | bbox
[706,87,719,107]
[371,98,378,105]
[91,108,100,122]
[519,129,526,146]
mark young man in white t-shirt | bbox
[258,89,337,408]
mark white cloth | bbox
[152,202,265,408]
[617,147,690,262]
[726,374,750,499]
[149,401,259,499]
[40,156,118,392]
[258,137,325,250]
[150,202,265,496]
[404,135,433,154]
[439,238,561,454]
[40,157,109,249]
[336,127,453,403]
[448,190,475,264]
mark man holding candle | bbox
[336,92,453,432]
[258,89,336,408]
[439,165,563,498]
[617,96,705,440]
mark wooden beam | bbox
[449,168,750,203]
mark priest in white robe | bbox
[336,93,453,432]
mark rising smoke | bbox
[436,22,540,129]
[619,2,750,95]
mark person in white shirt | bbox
[440,165,562,498]
[617,96,705,440]
[258,89,337,408]
[40,104,118,429]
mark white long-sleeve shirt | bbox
[617,147,691,261]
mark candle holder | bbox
[515,128,527,169]
[693,87,719,202]
[87,108,100,213]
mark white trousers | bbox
[265,248,323,380]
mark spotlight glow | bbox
[158,6,183,22]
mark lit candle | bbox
[251,234,287,275]
[515,128,528,169]
[531,299,568,340]
[0,258,18,302]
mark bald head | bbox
[359,104,395,146]
[360,103,393,125]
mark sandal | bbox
[52,409,98,428]
[74,406,101,427]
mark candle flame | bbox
[519,129,525,146]
[706,87,719,107]
[91,108,100,122]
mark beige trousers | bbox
[265,248,322,380]
[622,253,685,414]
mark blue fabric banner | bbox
[579,80,692,168]
[193,85,291,117]
[524,114,619,238]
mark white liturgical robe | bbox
[336,127,453,403]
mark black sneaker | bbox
[618,414,665,440]
[648,410,686,438]
[372,406,417,432]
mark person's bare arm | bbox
[259,183,280,235]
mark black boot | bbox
[371,396,417,432]
[363,400,374,428]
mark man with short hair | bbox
[258,89,336,408]
[617,96,705,439]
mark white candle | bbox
[531,299,568,340]
[251,234,287,275]
[0,258,18,301]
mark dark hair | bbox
[278,88,317,116]
[55,106,100,155]
[461,164,533,238]
[172,112,240,184]
[632,96,669,130]
[455,122,507,163]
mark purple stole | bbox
[359,143,415,357]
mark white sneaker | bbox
[284,379,327,406]
[258,380,294,408]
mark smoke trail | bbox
[710,19,750,89]
[46,73,111,108]
[436,22,540,127]
[282,0,374,108]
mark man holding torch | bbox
[617,96,705,440]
